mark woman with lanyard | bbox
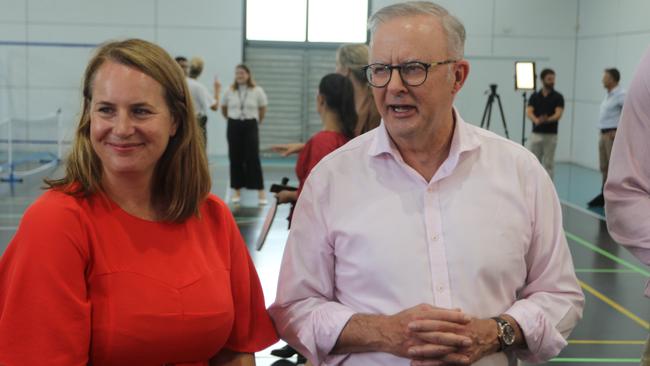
[222,64,268,205]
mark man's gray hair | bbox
[368,1,466,59]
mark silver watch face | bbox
[502,323,516,345]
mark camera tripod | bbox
[479,84,510,139]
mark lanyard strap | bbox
[237,88,249,117]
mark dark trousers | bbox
[227,118,264,190]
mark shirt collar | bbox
[369,108,481,166]
[608,85,621,96]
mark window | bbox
[246,0,368,43]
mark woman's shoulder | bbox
[200,193,231,219]
[20,189,91,228]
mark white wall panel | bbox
[0,24,28,88]
[570,101,600,169]
[28,24,156,44]
[618,0,650,34]
[0,0,26,22]
[574,37,617,103]
[465,36,493,56]
[27,0,155,26]
[577,0,619,37]
[616,33,650,79]
[26,88,79,139]
[494,0,577,38]
[157,0,241,29]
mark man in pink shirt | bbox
[604,47,650,366]
[269,2,584,365]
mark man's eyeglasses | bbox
[362,60,457,88]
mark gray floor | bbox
[0,159,648,365]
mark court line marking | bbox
[565,231,650,278]
[574,268,639,274]
[568,340,647,345]
[550,358,641,363]
[578,279,650,330]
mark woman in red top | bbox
[275,73,357,208]
[0,39,277,366]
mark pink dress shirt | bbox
[604,46,650,297]
[269,111,584,366]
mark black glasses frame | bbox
[362,60,457,88]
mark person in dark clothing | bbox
[526,68,565,180]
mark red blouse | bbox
[0,190,277,365]
[296,131,350,197]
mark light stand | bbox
[521,92,527,145]
[514,61,536,146]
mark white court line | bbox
[560,199,606,222]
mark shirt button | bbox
[427,187,434,193]
[437,285,445,292]
[432,234,439,241]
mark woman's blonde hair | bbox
[189,56,204,79]
[45,38,211,223]
[337,43,370,85]
[230,64,257,90]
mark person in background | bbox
[187,56,221,148]
[271,73,357,364]
[526,68,565,180]
[175,55,189,76]
[588,68,625,208]
[336,43,381,136]
[269,2,583,365]
[221,64,268,205]
[604,47,650,366]
[0,39,277,366]
[272,44,380,157]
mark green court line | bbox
[550,358,641,363]
[574,268,638,274]
[565,231,650,278]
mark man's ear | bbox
[452,60,470,95]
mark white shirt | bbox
[269,111,584,366]
[598,85,626,130]
[222,85,267,121]
[186,77,215,116]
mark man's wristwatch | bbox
[491,316,516,351]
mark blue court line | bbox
[0,40,97,48]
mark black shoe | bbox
[271,344,298,358]
[588,193,605,207]
[296,354,307,364]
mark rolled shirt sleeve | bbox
[506,160,584,362]
[268,177,355,365]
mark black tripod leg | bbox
[480,95,491,128]
[486,97,493,130]
[495,94,510,139]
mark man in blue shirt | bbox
[589,68,626,207]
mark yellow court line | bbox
[578,279,650,331]
[569,340,647,345]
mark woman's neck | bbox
[101,172,156,220]
[321,109,342,133]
